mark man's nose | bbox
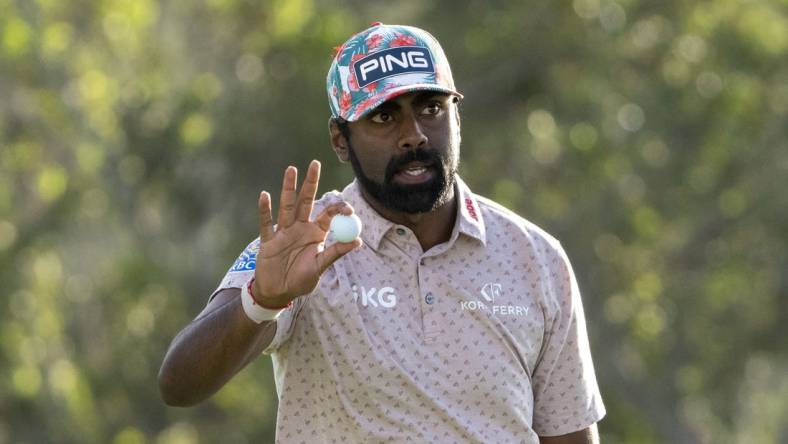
[398,113,428,151]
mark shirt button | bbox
[419,259,425,266]
[425,293,434,305]
[396,227,406,235]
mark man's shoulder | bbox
[473,193,563,252]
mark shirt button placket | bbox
[422,288,438,342]
[420,255,440,341]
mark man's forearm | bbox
[158,289,276,406]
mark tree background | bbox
[2,0,787,442]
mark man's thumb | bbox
[316,239,362,273]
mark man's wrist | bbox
[250,279,293,309]
[240,278,292,323]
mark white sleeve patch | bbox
[228,238,260,273]
[208,238,260,303]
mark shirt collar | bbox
[454,176,487,245]
[341,176,486,251]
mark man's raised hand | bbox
[253,160,361,307]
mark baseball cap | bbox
[326,22,462,122]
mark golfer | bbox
[159,22,606,443]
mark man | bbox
[159,23,606,443]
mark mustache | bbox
[384,148,445,183]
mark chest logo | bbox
[352,285,398,308]
[480,282,502,302]
[461,283,530,316]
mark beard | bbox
[347,143,458,214]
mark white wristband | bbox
[241,278,285,323]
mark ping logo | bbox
[352,284,398,308]
[353,46,434,88]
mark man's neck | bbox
[358,184,457,252]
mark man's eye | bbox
[370,112,393,123]
[422,103,442,115]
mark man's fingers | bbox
[295,160,320,222]
[316,239,362,274]
[258,191,275,242]
[277,166,297,228]
[314,202,354,232]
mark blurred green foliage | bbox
[1,0,787,442]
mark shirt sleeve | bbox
[531,241,606,436]
[209,237,306,354]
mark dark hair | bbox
[333,117,351,141]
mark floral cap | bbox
[327,22,462,122]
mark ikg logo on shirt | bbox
[352,284,398,308]
[461,283,530,316]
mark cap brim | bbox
[346,84,464,122]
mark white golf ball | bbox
[330,214,362,243]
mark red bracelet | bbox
[247,278,293,310]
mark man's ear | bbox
[452,96,462,129]
[328,118,350,163]
[453,99,462,143]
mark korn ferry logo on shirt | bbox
[480,282,502,302]
[461,282,530,316]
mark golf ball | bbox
[330,214,362,243]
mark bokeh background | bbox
[2,0,787,442]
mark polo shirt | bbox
[212,177,606,443]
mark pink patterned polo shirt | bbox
[212,177,606,443]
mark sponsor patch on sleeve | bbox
[229,238,260,272]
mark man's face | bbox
[342,91,461,214]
